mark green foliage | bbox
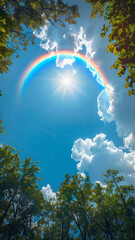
[0,90,5,135]
[0,117,5,135]
[57,173,94,239]
[0,0,79,74]
[0,145,134,239]
[40,171,135,239]
[0,144,44,240]
[84,0,135,95]
[84,0,106,18]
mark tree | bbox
[0,91,5,135]
[0,0,79,74]
[49,170,135,240]
[57,173,97,240]
[0,144,134,240]
[0,118,5,135]
[0,144,44,240]
[84,0,135,95]
[91,169,135,240]
[103,169,135,239]
[39,181,77,240]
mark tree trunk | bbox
[0,190,17,226]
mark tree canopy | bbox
[45,170,135,239]
[84,0,135,95]
[0,144,44,239]
[0,90,5,135]
[0,0,79,74]
[0,144,135,239]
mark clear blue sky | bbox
[0,0,135,196]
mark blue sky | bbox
[0,0,135,198]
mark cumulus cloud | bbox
[96,79,135,138]
[41,184,56,201]
[124,132,135,151]
[97,89,114,122]
[71,133,135,183]
[112,93,135,137]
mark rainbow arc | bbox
[19,50,112,100]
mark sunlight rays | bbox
[53,68,86,99]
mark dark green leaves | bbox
[84,0,135,95]
[0,144,44,239]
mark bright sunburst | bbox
[62,76,72,87]
[54,71,75,96]
[53,69,86,99]
[59,74,74,97]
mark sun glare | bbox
[62,76,72,87]
[55,72,74,93]
[53,70,85,98]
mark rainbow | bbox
[19,50,111,99]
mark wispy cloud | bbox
[56,55,75,69]
[33,22,58,52]
[72,26,96,59]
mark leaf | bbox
[113,46,117,55]
[118,28,123,36]
[125,83,129,89]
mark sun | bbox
[53,70,85,98]
[62,76,72,88]
[54,72,75,96]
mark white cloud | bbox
[41,184,56,201]
[97,89,114,122]
[86,63,105,87]
[33,23,58,52]
[72,26,96,59]
[63,34,66,39]
[71,133,135,183]
[96,79,135,138]
[56,55,75,68]
[124,132,135,151]
[112,93,135,137]
[33,23,97,72]
[32,6,135,188]
[77,172,86,179]
[95,181,107,188]
[33,22,135,140]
